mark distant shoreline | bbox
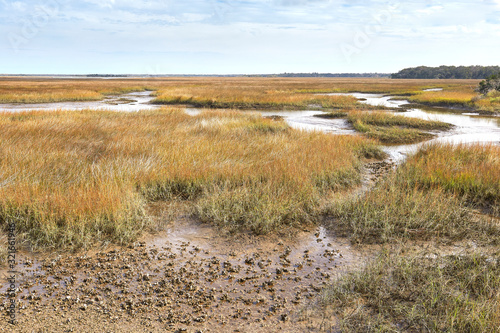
[0,73,392,78]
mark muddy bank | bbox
[1,207,374,332]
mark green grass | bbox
[314,111,348,118]
[342,111,453,144]
[352,122,436,144]
[320,252,500,332]
[347,111,453,130]
[327,179,499,244]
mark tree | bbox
[478,73,500,95]
[392,66,500,79]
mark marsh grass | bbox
[474,93,500,113]
[314,111,348,118]
[345,111,452,144]
[0,91,104,103]
[327,143,500,244]
[408,90,476,107]
[2,77,492,114]
[408,87,499,114]
[151,85,363,110]
[320,251,500,332]
[327,180,486,244]
[402,143,500,215]
[0,108,381,250]
[348,111,452,130]
[0,78,159,104]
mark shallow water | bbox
[325,92,410,108]
[259,110,356,134]
[320,93,500,162]
[0,91,160,113]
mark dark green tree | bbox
[392,66,500,79]
[478,73,500,95]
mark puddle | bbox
[0,91,160,113]
[423,88,444,92]
[324,92,410,108]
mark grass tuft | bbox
[402,143,500,215]
[320,252,500,333]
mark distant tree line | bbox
[262,73,391,78]
[87,74,129,77]
[391,66,500,79]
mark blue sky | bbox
[0,0,499,74]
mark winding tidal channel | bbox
[2,90,499,164]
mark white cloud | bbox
[416,5,444,14]
[84,0,116,9]
[1,0,499,74]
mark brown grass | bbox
[0,77,487,111]
[345,110,452,144]
[0,107,381,250]
[327,143,500,244]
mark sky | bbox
[0,0,499,74]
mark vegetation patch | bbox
[401,143,500,216]
[0,79,158,104]
[151,86,364,110]
[407,90,476,108]
[327,143,500,244]
[314,110,348,118]
[320,252,500,333]
[345,111,452,144]
[0,108,382,250]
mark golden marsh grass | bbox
[0,108,381,249]
[339,110,453,144]
[1,77,492,112]
[403,143,500,214]
[328,143,500,244]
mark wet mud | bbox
[0,210,371,332]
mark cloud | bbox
[416,5,444,14]
[0,0,499,74]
